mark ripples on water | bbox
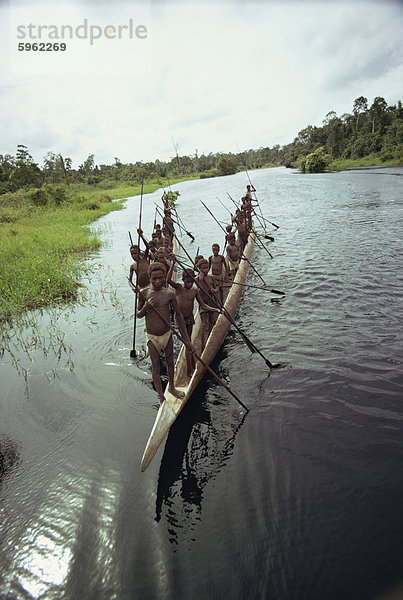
[0,167,402,600]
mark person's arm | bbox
[137,228,151,253]
[137,291,150,318]
[171,293,192,346]
[196,290,221,313]
[129,261,137,283]
[222,255,229,280]
[207,276,218,295]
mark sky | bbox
[0,0,402,167]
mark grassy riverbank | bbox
[328,155,402,171]
[0,177,193,322]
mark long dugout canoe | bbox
[140,229,256,472]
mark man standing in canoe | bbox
[136,262,191,405]
[209,243,228,303]
[129,230,151,288]
[167,260,221,379]
[226,234,240,280]
[245,183,256,200]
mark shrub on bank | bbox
[298,147,331,173]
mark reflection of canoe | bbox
[140,230,256,472]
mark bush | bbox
[300,147,331,173]
[200,169,218,179]
[99,193,112,203]
[79,201,100,211]
[298,154,307,173]
[0,181,18,195]
[48,184,68,205]
[29,188,48,206]
[0,211,18,223]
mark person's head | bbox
[155,223,161,231]
[182,268,195,289]
[148,262,166,289]
[228,234,236,245]
[226,225,232,232]
[247,185,251,191]
[194,255,204,266]
[197,258,209,274]
[155,247,167,260]
[212,243,220,256]
[162,227,167,235]
[130,245,139,259]
[238,213,244,222]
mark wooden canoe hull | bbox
[140,230,256,472]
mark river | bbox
[0,166,402,600]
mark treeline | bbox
[285,96,403,172]
[1,95,402,196]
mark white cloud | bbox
[0,0,402,167]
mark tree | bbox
[353,96,368,132]
[323,113,345,158]
[10,145,43,187]
[16,144,34,164]
[369,96,388,134]
[217,155,237,176]
[79,154,95,175]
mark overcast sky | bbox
[0,0,402,167]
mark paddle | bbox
[222,281,285,294]
[200,199,267,286]
[253,233,273,259]
[154,203,195,242]
[130,181,144,358]
[173,235,280,370]
[173,206,195,242]
[127,277,249,412]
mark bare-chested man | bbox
[209,243,228,303]
[245,184,256,201]
[129,232,150,288]
[167,260,221,377]
[196,258,219,350]
[226,234,240,280]
[136,262,191,404]
[235,213,249,251]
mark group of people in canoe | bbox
[128,185,257,405]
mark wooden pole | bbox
[130,180,144,358]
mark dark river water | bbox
[1,167,402,600]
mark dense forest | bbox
[0,95,402,198]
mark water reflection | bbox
[156,369,247,544]
[0,436,20,488]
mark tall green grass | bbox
[0,204,120,320]
[0,175,200,322]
